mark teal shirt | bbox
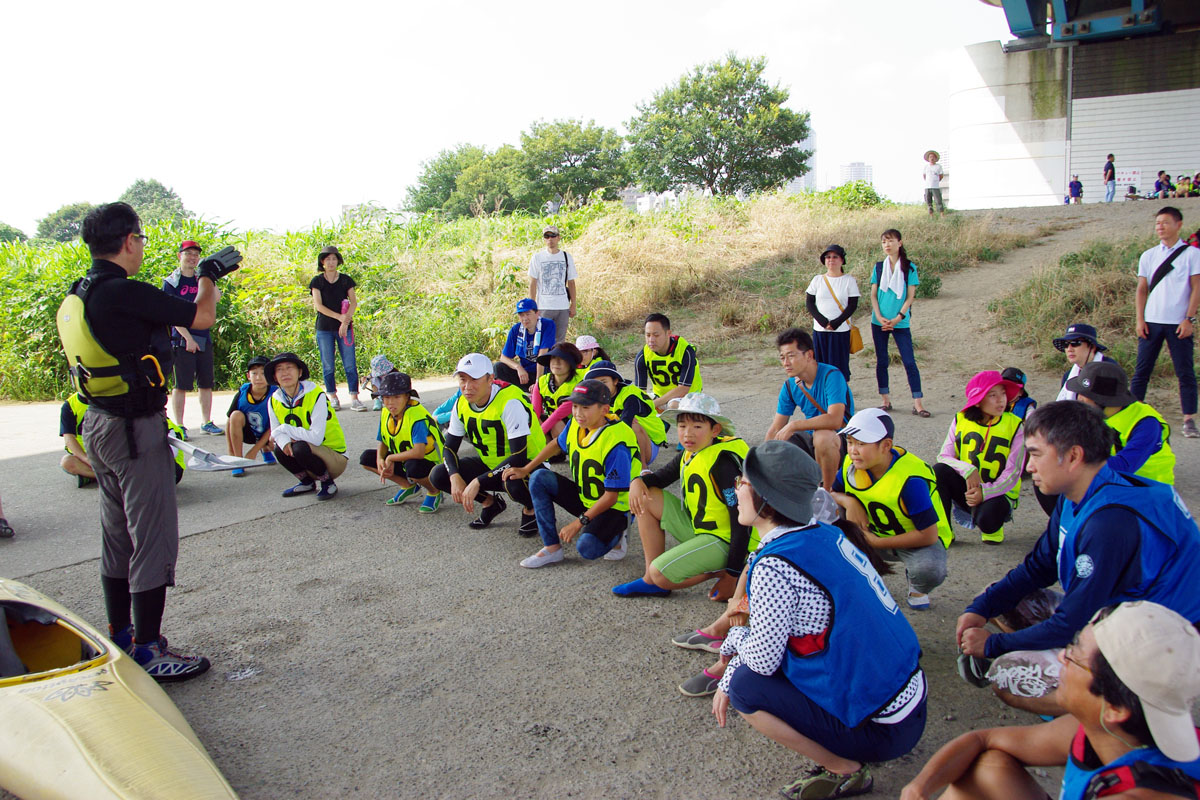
[870,260,920,329]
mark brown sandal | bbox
[912,408,932,418]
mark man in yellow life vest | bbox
[617,393,752,601]
[266,352,348,501]
[1067,360,1176,485]
[634,313,703,414]
[584,360,669,466]
[831,408,951,611]
[358,371,444,513]
[429,353,546,536]
[504,379,637,568]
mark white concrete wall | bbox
[1070,88,1200,199]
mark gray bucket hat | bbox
[659,393,736,436]
[742,440,821,524]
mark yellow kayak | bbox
[0,578,237,800]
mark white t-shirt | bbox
[923,162,943,189]
[1138,241,1200,325]
[805,273,861,333]
[528,249,577,311]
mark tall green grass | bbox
[0,194,1035,401]
[989,236,1177,378]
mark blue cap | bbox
[516,298,538,313]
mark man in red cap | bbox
[162,240,222,437]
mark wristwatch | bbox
[577,514,592,527]
[1188,316,1197,324]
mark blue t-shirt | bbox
[502,318,556,373]
[776,363,855,425]
[870,261,920,328]
[1069,180,1083,197]
[833,450,939,532]
[557,420,633,491]
[227,382,275,439]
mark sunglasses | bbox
[1064,339,1089,348]
[544,232,559,239]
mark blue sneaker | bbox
[612,578,672,598]
[418,492,443,514]
[316,480,338,501]
[231,467,246,478]
[200,421,223,435]
[131,636,211,683]
[261,451,276,465]
[386,485,420,505]
[282,481,316,498]
[108,624,134,654]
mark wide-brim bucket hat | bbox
[924,150,940,161]
[742,440,820,524]
[1065,360,1136,408]
[659,392,736,436]
[962,370,1022,412]
[377,371,418,398]
[266,352,310,383]
[318,245,344,268]
[1053,323,1107,353]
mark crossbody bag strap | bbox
[794,380,827,415]
[1148,245,1188,296]
[822,275,846,313]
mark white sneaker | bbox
[520,548,564,569]
[350,398,368,412]
[907,588,931,610]
[329,395,342,411]
[603,533,628,561]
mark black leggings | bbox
[933,463,1012,535]
[358,449,434,480]
[274,441,330,481]
[429,456,535,510]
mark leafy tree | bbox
[447,146,532,217]
[0,222,26,243]
[519,119,628,209]
[119,178,192,225]
[36,202,94,242]
[627,54,811,195]
[405,144,487,214]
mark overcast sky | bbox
[3,0,1012,235]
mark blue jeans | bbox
[315,329,359,395]
[529,470,626,557]
[871,324,923,398]
[1131,321,1197,415]
[1105,180,1116,202]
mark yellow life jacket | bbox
[455,384,547,469]
[537,371,581,416]
[953,411,1023,502]
[1107,402,1175,485]
[840,448,953,549]
[612,383,667,445]
[270,387,347,453]
[55,273,167,401]
[679,437,757,548]
[380,399,443,464]
[166,418,187,472]
[642,335,702,398]
[565,416,641,512]
[63,392,89,454]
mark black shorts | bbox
[241,425,265,446]
[173,343,214,391]
[788,430,848,461]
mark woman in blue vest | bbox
[712,440,927,800]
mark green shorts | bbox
[651,491,730,583]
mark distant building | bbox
[340,203,390,224]
[839,162,874,184]
[784,132,818,193]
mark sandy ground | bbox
[3,198,1199,799]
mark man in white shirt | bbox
[1131,206,1200,438]
[922,150,944,216]
[528,224,577,344]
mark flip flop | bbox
[879,403,893,412]
[0,518,13,539]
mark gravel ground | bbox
[5,198,1200,799]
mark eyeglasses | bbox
[1064,340,1088,348]
[131,233,148,244]
[734,475,747,489]
[543,233,559,239]
[1062,644,1092,674]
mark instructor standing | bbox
[56,202,240,682]
[528,225,576,344]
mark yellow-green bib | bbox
[613,383,667,445]
[566,416,641,512]
[642,336,702,398]
[538,372,581,415]
[840,448,953,549]
[270,389,346,453]
[380,400,443,464]
[1108,402,1175,485]
[680,437,756,548]
[455,384,547,469]
[953,411,1023,502]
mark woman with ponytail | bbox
[869,229,929,417]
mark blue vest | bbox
[234,382,274,439]
[1060,725,1200,800]
[748,523,922,727]
[1057,467,1200,623]
[1011,396,1036,420]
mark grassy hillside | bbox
[0,191,1035,401]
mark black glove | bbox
[197,246,243,282]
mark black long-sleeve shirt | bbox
[806,292,859,330]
